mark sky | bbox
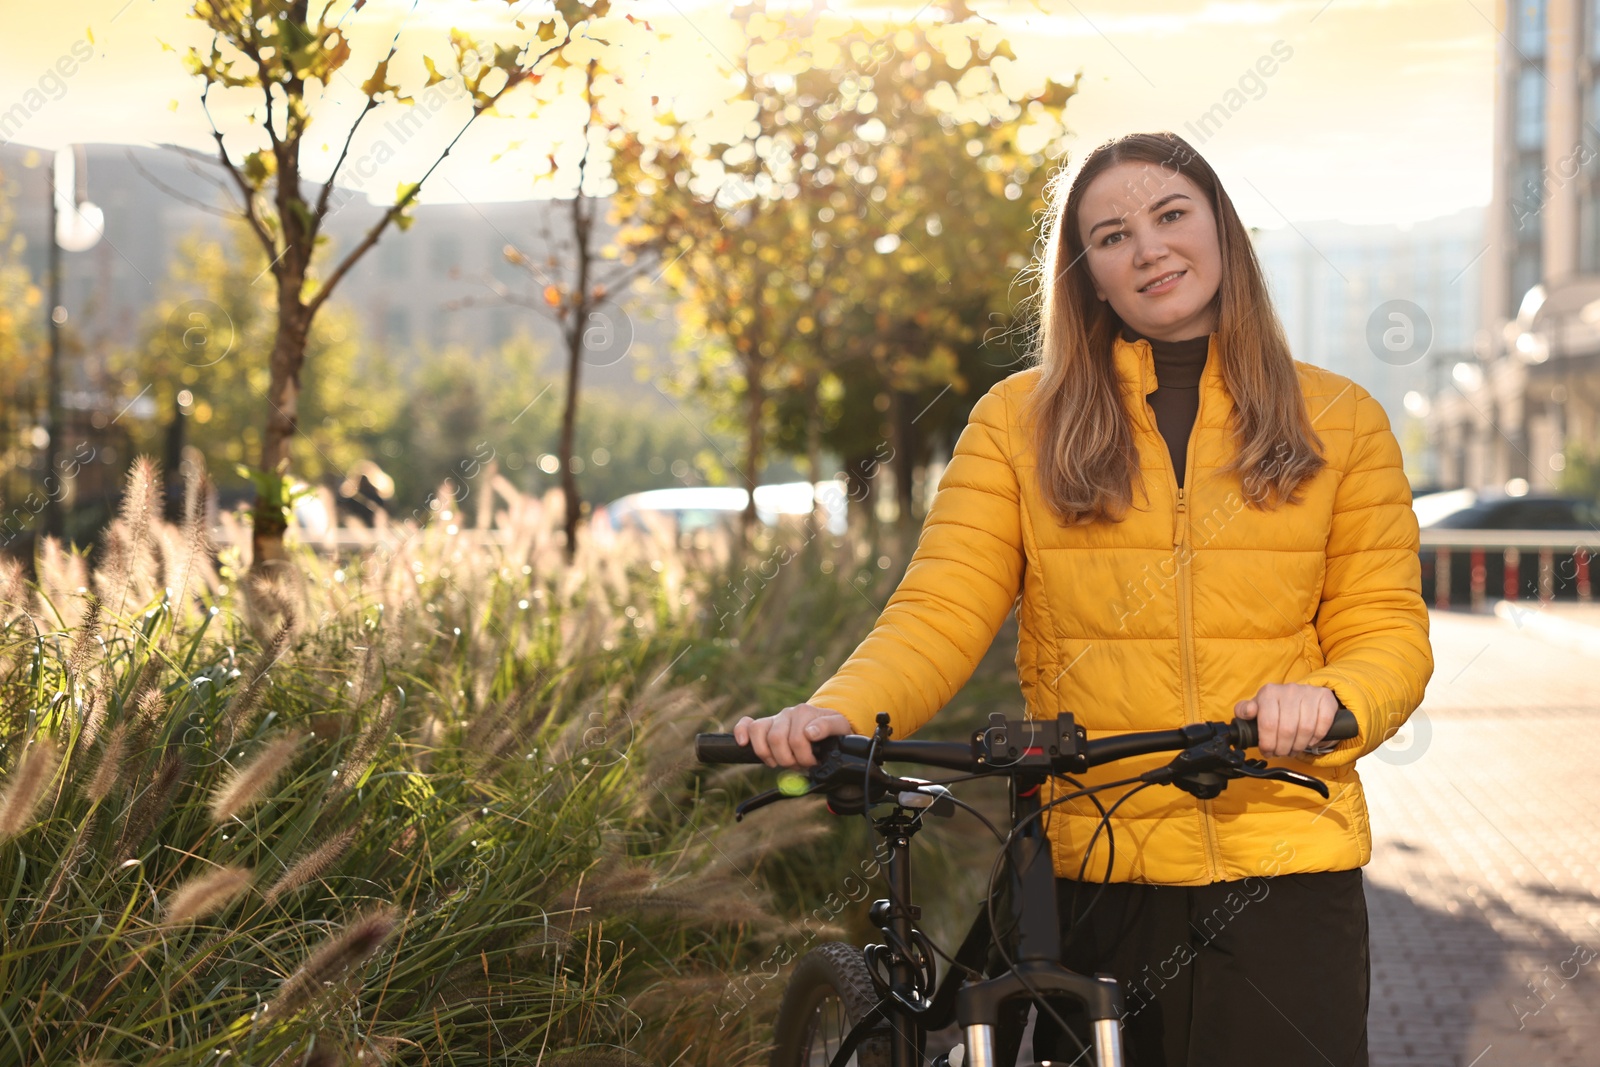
[0,0,1496,230]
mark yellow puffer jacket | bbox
[809,333,1434,886]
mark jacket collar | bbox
[1113,330,1223,389]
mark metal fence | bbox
[0,395,138,558]
[1420,530,1597,610]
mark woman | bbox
[733,131,1432,1066]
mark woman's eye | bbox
[1162,209,1184,223]
[1101,232,1123,247]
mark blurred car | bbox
[593,480,851,542]
[1416,489,1600,604]
[1410,487,1478,528]
[1420,492,1598,530]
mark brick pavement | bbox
[1360,605,1600,1067]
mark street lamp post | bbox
[43,157,62,539]
[42,145,102,541]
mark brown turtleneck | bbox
[1120,325,1211,489]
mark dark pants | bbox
[986,869,1370,1067]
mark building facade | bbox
[1434,0,1600,494]
[1252,208,1483,488]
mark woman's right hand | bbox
[732,704,855,769]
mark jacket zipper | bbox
[1144,341,1222,882]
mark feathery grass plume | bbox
[209,731,304,823]
[559,853,778,935]
[328,691,395,801]
[91,524,131,610]
[220,621,293,742]
[410,713,445,773]
[87,722,128,803]
[241,569,301,647]
[78,684,106,749]
[65,594,102,683]
[165,457,214,606]
[347,634,382,712]
[123,659,162,722]
[463,677,538,763]
[0,555,35,629]
[121,688,167,783]
[116,749,185,860]
[146,514,170,596]
[120,455,159,544]
[0,737,61,840]
[36,537,91,628]
[511,923,577,960]
[263,825,358,906]
[160,864,253,926]
[267,904,400,1019]
[116,457,161,598]
[179,450,206,526]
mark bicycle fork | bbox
[955,965,1125,1067]
[953,775,1127,1067]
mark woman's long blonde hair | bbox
[1027,131,1327,525]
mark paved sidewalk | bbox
[1361,606,1600,1067]
[1489,598,1600,660]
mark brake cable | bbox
[982,774,1148,1063]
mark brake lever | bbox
[1151,736,1331,800]
[734,787,788,821]
[1229,759,1330,798]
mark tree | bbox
[111,224,388,506]
[611,2,1075,533]
[450,23,664,559]
[372,336,724,515]
[0,161,45,535]
[184,0,613,567]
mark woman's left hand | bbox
[1234,683,1340,757]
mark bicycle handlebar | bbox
[695,706,1360,771]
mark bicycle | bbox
[695,703,1360,1067]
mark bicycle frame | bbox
[702,706,1357,1067]
[833,771,1125,1067]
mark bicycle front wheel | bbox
[770,942,903,1067]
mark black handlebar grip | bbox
[1234,706,1360,751]
[1325,706,1360,742]
[695,733,766,764]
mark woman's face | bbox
[1076,161,1222,342]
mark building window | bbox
[1510,247,1541,317]
[1581,190,1600,273]
[1517,0,1546,58]
[1513,154,1545,230]
[1441,256,1464,348]
[1516,66,1545,151]
[1586,80,1600,171]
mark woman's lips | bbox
[1139,270,1185,295]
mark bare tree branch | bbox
[200,81,279,263]
[125,149,235,220]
